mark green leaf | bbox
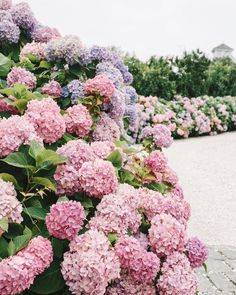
[0,237,9,258]
[1,152,35,171]
[7,240,16,256]
[36,149,66,166]
[63,133,77,142]
[52,237,64,258]
[120,169,135,183]
[38,60,52,69]
[148,182,166,194]
[203,262,208,273]
[107,233,118,246]
[29,140,43,159]
[57,196,70,202]
[13,233,32,252]
[107,150,123,169]
[75,193,93,208]
[23,207,48,221]
[0,218,8,232]
[0,53,12,77]
[4,223,24,239]
[11,99,29,114]
[0,173,21,190]
[30,260,65,294]
[32,177,56,192]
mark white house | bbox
[212,43,235,61]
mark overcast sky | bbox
[25,0,236,60]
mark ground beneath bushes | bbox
[196,245,236,294]
[165,132,236,293]
[165,132,236,246]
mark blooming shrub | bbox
[0,1,207,294]
[129,95,236,142]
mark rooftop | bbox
[212,43,234,53]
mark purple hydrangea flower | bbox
[10,2,37,31]
[67,80,85,104]
[31,25,61,43]
[122,86,138,104]
[125,105,138,126]
[96,62,124,87]
[0,19,20,43]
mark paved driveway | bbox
[165,132,236,246]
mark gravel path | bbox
[165,132,236,246]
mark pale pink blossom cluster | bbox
[84,74,115,102]
[105,273,156,295]
[157,252,198,295]
[163,166,179,185]
[186,237,208,268]
[31,25,61,42]
[149,213,186,257]
[0,0,12,10]
[62,230,120,295]
[46,200,86,240]
[0,236,53,295]
[54,164,81,195]
[115,235,160,283]
[138,188,190,225]
[57,139,95,170]
[89,186,141,235]
[42,80,62,97]
[92,112,121,142]
[0,115,42,157]
[20,41,46,61]
[64,104,93,138]
[0,178,22,224]
[78,159,118,198]
[144,150,168,173]
[7,67,37,90]
[90,140,115,159]
[141,124,173,148]
[25,98,65,143]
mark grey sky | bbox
[26,0,236,60]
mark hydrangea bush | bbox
[129,95,236,142]
[0,1,207,294]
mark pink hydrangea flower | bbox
[25,98,65,143]
[0,0,12,10]
[144,150,168,173]
[62,230,120,295]
[142,124,173,148]
[157,252,198,295]
[186,237,208,268]
[54,164,81,196]
[84,74,115,102]
[0,236,53,295]
[20,41,46,61]
[89,190,141,235]
[7,67,37,90]
[0,100,18,114]
[163,166,178,185]
[46,201,85,240]
[90,140,115,159]
[115,235,160,283]
[64,104,92,138]
[42,80,62,97]
[31,25,61,42]
[0,115,42,157]
[0,178,22,224]
[149,213,186,257]
[92,112,121,142]
[57,139,95,170]
[78,159,118,198]
[105,273,156,295]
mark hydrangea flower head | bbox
[46,201,86,240]
[7,67,37,90]
[186,237,208,268]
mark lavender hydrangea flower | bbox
[106,90,126,120]
[0,0,12,10]
[0,18,20,43]
[45,35,85,65]
[89,46,116,63]
[31,25,61,43]
[10,2,37,31]
[125,105,138,126]
[67,80,85,104]
[0,10,13,21]
[122,86,138,104]
[96,62,124,87]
